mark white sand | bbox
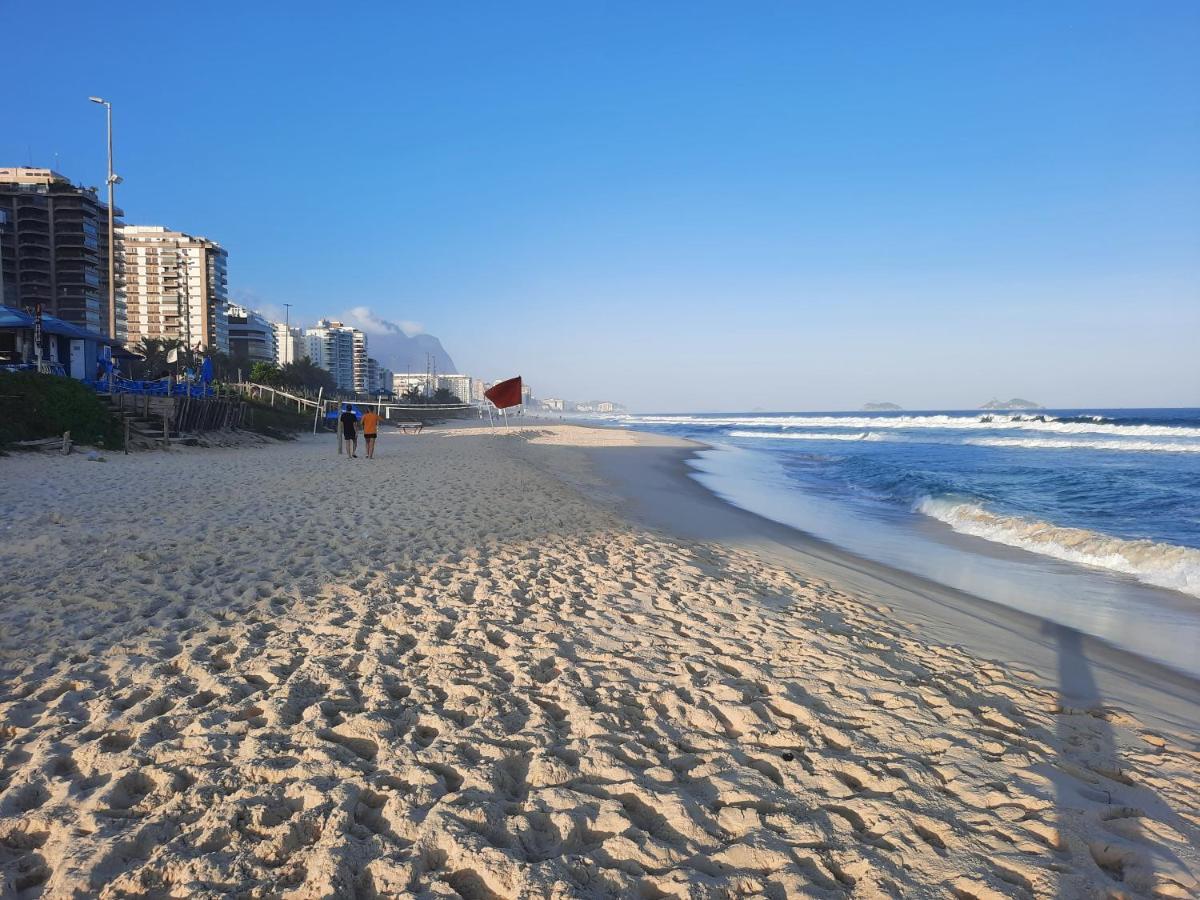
[1,425,1197,898]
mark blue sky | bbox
[4,1,1197,410]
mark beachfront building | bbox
[522,383,533,406]
[540,398,565,412]
[226,305,276,363]
[272,322,305,365]
[393,372,431,399]
[0,304,116,378]
[438,374,473,404]
[120,225,229,353]
[0,167,125,339]
[305,319,367,392]
[365,357,393,395]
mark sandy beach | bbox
[1,424,1197,899]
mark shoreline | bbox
[529,415,1200,721]
[1,424,1197,897]
[572,429,1200,731]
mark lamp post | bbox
[88,96,118,341]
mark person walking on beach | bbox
[339,405,359,458]
[362,408,380,459]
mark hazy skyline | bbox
[4,1,1197,411]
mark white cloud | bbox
[343,306,424,337]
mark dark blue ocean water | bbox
[601,409,1200,674]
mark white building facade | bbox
[438,374,473,404]
[120,225,229,353]
[305,319,366,392]
[272,322,306,365]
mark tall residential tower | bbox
[0,167,124,337]
[305,319,367,392]
[120,225,229,353]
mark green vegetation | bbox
[401,385,463,405]
[247,358,337,394]
[239,396,311,440]
[0,373,122,449]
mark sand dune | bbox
[1,425,1197,898]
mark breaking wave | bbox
[728,430,880,442]
[915,496,1200,598]
[725,430,1200,453]
[624,413,1200,438]
[966,437,1200,453]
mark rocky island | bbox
[979,398,1044,410]
[862,401,903,411]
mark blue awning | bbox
[0,305,115,343]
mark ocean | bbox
[604,408,1200,677]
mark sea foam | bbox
[625,413,1200,438]
[914,496,1200,598]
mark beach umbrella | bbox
[200,357,214,384]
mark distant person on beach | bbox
[339,405,358,458]
[362,408,380,459]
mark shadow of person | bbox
[1045,622,1190,897]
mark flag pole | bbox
[502,406,510,431]
[487,401,495,431]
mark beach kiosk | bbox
[0,304,117,379]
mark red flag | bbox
[484,376,522,410]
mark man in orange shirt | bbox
[361,408,381,459]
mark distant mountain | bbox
[980,398,1043,410]
[365,331,457,376]
[862,402,902,411]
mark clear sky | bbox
[4,1,1197,411]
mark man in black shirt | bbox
[339,405,359,458]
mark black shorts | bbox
[343,430,356,439]
[364,433,377,439]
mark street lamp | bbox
[89,96,119,341]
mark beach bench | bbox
[393,420,424,434]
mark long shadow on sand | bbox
[1045,623,1194,897]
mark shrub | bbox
[0,373,122,448]
[239,397,311,440]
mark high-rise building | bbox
[366,357,387,394]
[305,319,366,392]
[120,225,229,352]
[227,305,276,363]
[438,374,473,404]
[393,372,431,399]
[0,167,124,337]
[272,322,306,365]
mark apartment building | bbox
[272,322,306,365]
[0,167,124,338]
[305,319,367,392]
[364,357,393,395]
[393,372,431,399]
[120,225,229,352]
[438,374,473,404]
[227,305,276,363]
